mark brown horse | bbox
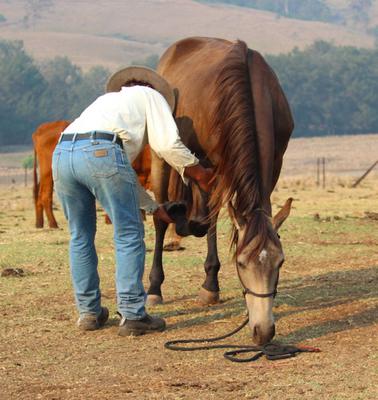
[33,120,70,228]
[147,37,294,345]
[33,121,153,228]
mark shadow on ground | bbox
[154,266,377,341]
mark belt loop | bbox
[90,130,96,144]
[57,132,64,144]
[70,133,77,152]
[112,132,117,143]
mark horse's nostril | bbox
[271,324,276,338]
[253,324,260,338]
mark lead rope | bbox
[164,316,320,362]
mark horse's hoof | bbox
[146,294,163,306]
[198,287,220,305]
[163,241,185,252]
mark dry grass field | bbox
[0,134,377,399]
[0,0,376,70]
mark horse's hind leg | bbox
[34,159,44,228]
[44,194,58,229]
[35,193,44,228]
[41,178,58,229]
[198,213,220,304]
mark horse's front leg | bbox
[198,212,221,304]
[146,150,170,305]
[147,217,168,305]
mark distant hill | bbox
[0,0,377,71]
[198,0,378,27]
[198,0,339,23]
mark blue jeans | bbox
[52,135,146,320]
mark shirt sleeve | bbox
[145,90,199,184]
[135,178,159,214]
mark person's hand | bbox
[153,205,174,224]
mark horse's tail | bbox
[33,148,39,206]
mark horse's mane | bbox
[208,40,277,260]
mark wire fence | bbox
[1,133,378,189]
[1,160,377,191]
[0,167,33,186]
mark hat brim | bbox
[106,66,176,112]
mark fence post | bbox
[352,160,378,188]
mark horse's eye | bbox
[237,261,246,269]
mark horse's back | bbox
[159,37,293,161]
[33,120,70,169]
[158,36,235,102]
[32,120,70,170]
[159,37,234,156]
[159,37,231,73]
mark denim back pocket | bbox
[52,150,61,182]
[83,145,119,178]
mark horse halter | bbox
[241,270,279,299]
[235,259,280,299]
[243,286,277,299]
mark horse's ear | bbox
[272,198,293,231]
[228,202,246,230]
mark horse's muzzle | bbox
[252,323,275,345]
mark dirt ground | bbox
[0,135,377,399]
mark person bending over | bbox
[52,66,213,336]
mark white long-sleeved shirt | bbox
[63,86,199,213]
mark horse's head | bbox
[228,198,292,345]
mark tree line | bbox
[0,38,378,146]
[198,1,377,26]
[0,40,109,146]
[267,41,378,136]
[198,0,340,23]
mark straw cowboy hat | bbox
[106,66,176,111]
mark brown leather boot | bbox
[77,307,109,331]
[118,313,166,336]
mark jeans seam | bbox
[52,151,61,182]
[130,183,144,243]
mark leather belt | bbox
[60,132,123,147]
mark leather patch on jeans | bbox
[94,149,108,158]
